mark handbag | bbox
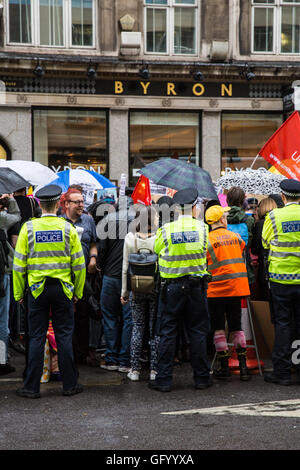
[128,236,158,294]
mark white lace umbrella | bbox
[216,168,286,195]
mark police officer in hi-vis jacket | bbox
[149,188,212,392]
[13,185,86,398]
[263,178,300,386]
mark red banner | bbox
[258,111,300,180]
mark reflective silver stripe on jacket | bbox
[161,226,169,252]
[203,225,207,250]
[13,264,26,273]
[270,240,300,248]
[27,263,71,271]
[160,252,205,262]
[14,251,27,261]
[269,250,300,258]
[64,221,71,256]
[30,250,69,259]
[211,272,248,282]
[207,240,218,265]
[72,263,86,272]
[26,220,35,255]
[71,250,84,261]
[209,257,245,271]
[269,210,278,240]
[159,264,207,275]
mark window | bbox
[33,109,108,175]
[7,0,95,48]
[130,111,200,185]
[144,0,198,55]
[252,0,300,53]
[221,113,283,172]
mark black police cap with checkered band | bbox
[35,184,62,202]
[279,179,300,198]
[173,188,199,207]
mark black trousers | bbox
[207,297,242,332]
[270,281,300,379]
[24,280,78,393]
[155,279,211,387]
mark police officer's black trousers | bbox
[24,281,78,393]
[270,281,300,379]
[155,280,211,387]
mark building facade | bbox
[0,0,298,186]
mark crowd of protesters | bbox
[1,177,300,396]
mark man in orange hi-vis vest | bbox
[205,205,251,382]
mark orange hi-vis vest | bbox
[207,227,250,298]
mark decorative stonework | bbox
[115,97,125,106]
[16,94,27,103]
[67,95,77,105]
[119,14,135,31]
[209,99,219,108]
[251,99,261,109]
[162,98,172,107]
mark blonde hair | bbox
[257,197,277,219]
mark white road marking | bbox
[161,399,300,418]
[0,378,22,382]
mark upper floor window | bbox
[252,0,300,54]
[144,0,198,55]
[7,0,95,48]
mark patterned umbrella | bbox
[216,168,286,195]
[139,158,218,200]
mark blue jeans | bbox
[100,275,132,367]
[0,274,10,363]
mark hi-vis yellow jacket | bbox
[154,215,209,278]
[262,204,300,284]
[13,216,86,300]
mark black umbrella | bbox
[0,167,31,194]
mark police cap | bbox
[279,179,300,198]
[157,195,173,207]
[173,188,198,207]
[35,184,62,202]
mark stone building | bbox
[0,0,298,186]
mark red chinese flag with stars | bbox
[131,175,152,205]
[258,110,300,180]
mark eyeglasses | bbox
[68,200,84,205]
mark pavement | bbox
[2,347,300,452]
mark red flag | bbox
[258,111,300,180]
[131,175,152,205]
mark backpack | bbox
[227,217,253,272]
[127,236,158,294]
[227,218,249,245]
[0,229,9,297]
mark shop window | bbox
[221,113,282,172]
[252,0,300,54]
[144,0,198,55]
[7,0,95,48]
[130,111,200,185]
[33,109,107,175]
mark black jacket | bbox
[97,205,135,279]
